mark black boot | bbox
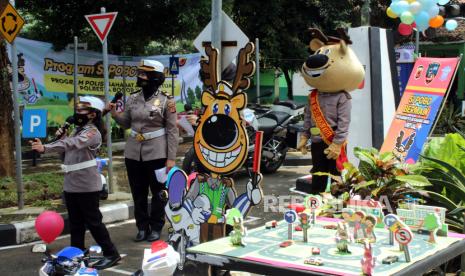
[134,229,149,242]
[146,230,161,242]
[92,254,121,270]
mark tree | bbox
[423,212,441,243]
[0,0,15,177]
[187,87,196,105]
[195,86,202,101]
[232,0,375,99]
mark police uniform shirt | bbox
[113,90,179,161]
[44,123,102,193]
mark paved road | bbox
[0,166,310,276]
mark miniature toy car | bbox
[295,225,303,231]
[323,224,337,230]
[382,255,399,265]
[271,220,278,228]
[265,222,273,229]
[279,240,294,248]
[304,256,323,266]
[311,247,320,255]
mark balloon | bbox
[409,1,422,14]
[387,7,398,18]
[438,0,449,4]
[445,19,458,31]
[415,11,430,26]
[428,4,440,17]
[401,11,415,24]
[407,0,416,3]
[392,0,410,14]
[429,15,444,28]
[398,23,414,35]
[418,0,434,9]
[35,211,64,244]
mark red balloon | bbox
[35,211,64,243]
[398,23,413,36]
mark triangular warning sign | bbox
[171,60,178,72]
[85,12,118,44]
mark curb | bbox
[0,201,136,247]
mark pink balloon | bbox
[398,23,413,36]
[35,211,64,243]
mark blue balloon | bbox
[438,0,449,4]
[445,19,458,31]
[392,0,410,14]
[415,11,431,31]
[428,4,439,17]
[419,0,434,9]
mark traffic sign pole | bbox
[211,0,222,74]
[8,0,23,209]
[171,54,175,96]
[101,7,113,194]
[73,36,78,113]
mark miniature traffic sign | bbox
[169,56,179,75]
[394,227,413,262]
[299,212,311,243]
[0,2,25,44]
[284,210,297,240]
[383,214,399,245]
[85,12,118,43]
[305,195,321,225]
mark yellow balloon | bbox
[407,0,416,3]
[387,7,398,18]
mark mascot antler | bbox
[232,42,256,92]
[200,45,219,91]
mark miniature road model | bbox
[304,256,324,266]
[382,255,399,265]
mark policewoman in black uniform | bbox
[108,59,179,242]
[31,96,120,269]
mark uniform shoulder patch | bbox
[161,91,174,99]
[167,99,176,113]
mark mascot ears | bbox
[310,38,325,52]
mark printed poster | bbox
[380,57,460,163]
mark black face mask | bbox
[73,113,89,126]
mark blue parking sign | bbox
[23,109,47,138]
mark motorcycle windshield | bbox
[56,246,84,260]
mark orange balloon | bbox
[429,15,445,28]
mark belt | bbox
[130,128,166,142]
[61,159,97,173]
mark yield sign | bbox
[85,12,118,43]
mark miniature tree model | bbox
[423,213,441,244]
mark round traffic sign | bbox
[383,214,399,227]
[394,228,413,245]
[284,210,298,224]
[305,196,321,210]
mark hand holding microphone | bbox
[103,92,123,116]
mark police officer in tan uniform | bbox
[31,96,120,269]
[108,59,179,242]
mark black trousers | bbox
[64,191,118,257]
[310,141,340,194]
[125,158,167,232]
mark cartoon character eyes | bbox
[224,104,231,115]
[212,103,219,114]
[324,49,330,55]
[315,49,321,55]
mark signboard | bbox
[394,228,413,245]
[381,57,460,163]
[170,56,179,75]
[85,12,118,43]
[193,11,249,71]
[22,109,47,138]
[0,2,25,44]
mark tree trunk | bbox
[283,68,293,100]
[0,38,15,177]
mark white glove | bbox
[247,174,263,205]
[191,207,207,224]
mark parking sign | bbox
[22,109,47,138]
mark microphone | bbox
[102,92,124,116]
[51,116,75,142]
[184,103,193,115]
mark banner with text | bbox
[8,37,203,125]
[380,57,460,163]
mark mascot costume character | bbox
[297,28,365,194]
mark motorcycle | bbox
[182,93,305,175]
[33,244,103,276]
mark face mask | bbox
[73,113,89,126]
